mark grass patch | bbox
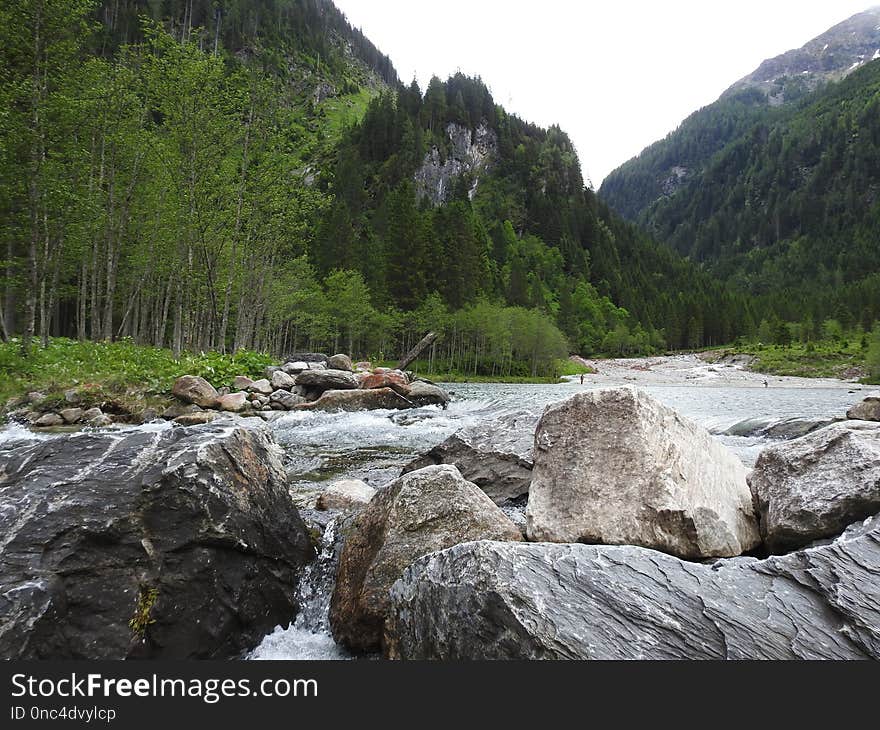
[0,338,273,412]
[711,341,867,380]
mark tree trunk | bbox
[398,332,439,371]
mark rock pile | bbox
[370,387,880,659]
[170,354,450,418]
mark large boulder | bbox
[360,371,410,395]
[327,354,353,372]
[387,516,880,660]
[406,381,451,407]
[0,422,313,659]
[405,409,539,504]
[171,375,219,408]
[525,387,760,559]
[748,421,880,553]
[270,370,297,391]
[295,369,359,394]
[847,392,880,422]
[216,392,248,412]
[329,465,522,653]
[295,388,414,412]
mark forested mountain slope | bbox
[0,0,752,378]
[0,0,396,357]
[638,58,880,331]
[599,8,880,222]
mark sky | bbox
[332,0,873,186]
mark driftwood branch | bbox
[398,331,438,371]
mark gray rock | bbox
[748,421,880,553]
[217,392,248,413]
[327,354,353,372]
[847,398,880,422]
[63,388,81,404]
[140,408,159,424]
[88,414,113,428]
[386,517,880,660]
[249,379,273,396]
[270,370,297,390]
[329,465,522,653]
[761,417,844,440]
[26,392,47,405]
[315,479,377,512]
[415,122,497,206]
[405,409,538,504]
[269,390,306,410]
[284,353,328,365]
[173,412,218,426]
[59,408,84,425]
[233,376,255,391]
[281,362,311,375]
[34,413,64,428]
[718,416,842,439]
[0,423,313,659]
[525,387,760,559]
[295,388,414,412]
[160,404,200,420]
[295,369,358,394]
[406,381,450,407]
[171,376,219,408]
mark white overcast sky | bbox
[332,0,873,186]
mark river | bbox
[248,355,868,660]
[0,355,867,660]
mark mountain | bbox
[633,57,880,330]
[0,0,753,375]
[599,8,880,223]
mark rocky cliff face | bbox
[414,122,497,206]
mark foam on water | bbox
[248,520,351,661]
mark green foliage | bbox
[0,0,754,382]
[866,325,880,381]
[732,330,868,379]
[618,60,880,331]
[0,338,272,403]
[129,586,159,640]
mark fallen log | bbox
[397,332,438,371]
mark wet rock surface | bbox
[749,420,880,552]
[404,409,538,504]
[0,421,313,659]
[387,514,880,659]
[329,465,522,653]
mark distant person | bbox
[580,374,585,385]
[763,379,769,388]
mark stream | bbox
[246,374,866,660]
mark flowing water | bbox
[249,376,865,660]
[0,361,867,661]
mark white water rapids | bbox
[0,355,868,660]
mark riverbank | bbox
[700,341,871,381]
[0,338,274,422]
[572,353,866,390]
[323,358,598,385]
